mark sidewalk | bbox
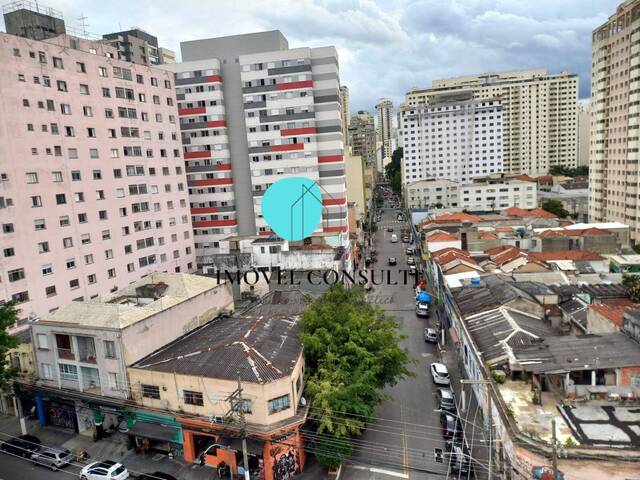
[0,414,218,479]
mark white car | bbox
[80,461,129,480]
[430,362,450,385]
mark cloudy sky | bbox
[2,0,620,111]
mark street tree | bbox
[299,285,411,467]
[0,302,20,388]
[623,275,640,303]
[541,199,569,218]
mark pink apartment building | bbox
[0,32,195,322]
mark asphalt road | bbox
[0,450,84,480]
[342,203,450,480]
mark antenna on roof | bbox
[77,13,89,38]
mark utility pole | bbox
[227,376,250,480]
[551,418,558,478]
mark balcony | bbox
[77,336,97,364]
[57,348,75,360]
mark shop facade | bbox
[179,417,305,480]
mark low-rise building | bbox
[405,178,537,212]
[25,273,233,434]
[128,290,309,480]
[538,180,589,222]
[610,255,640,274]
[532,227,620,254]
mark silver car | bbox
[31,447,73,471]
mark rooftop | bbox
[465,306,556,364]
[44,273,223,329]
[580,283,628,299]
[529,251,604,262]
[512,333,640,374]
[503,207,557,219]
[132,290,306,384]
[610,255,640,265]
[452,275,538,316]
[589,304,634,328]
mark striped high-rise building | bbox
[167,31,348,267]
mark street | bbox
[343,201,487,480]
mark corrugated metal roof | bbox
[131,291,306,384]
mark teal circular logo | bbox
[262,177,323,241]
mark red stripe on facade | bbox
[318,155,343,163]
[323,225,349,233]
[322,197,346,206]
[193,219,237,228]
[280,127,317,137]
[214,163,232,171]
[275,80,314,91]
[206,75,222,83]
[270,143,304,152]
[184,151,212,159]
[178,107,206,116]
[193,178,233,186]
[258,230,276,236]
[190,207,219,214]
[207,120,227,128]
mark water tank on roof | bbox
[470,277,481,285]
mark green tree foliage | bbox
[541,199,569,218]
[623,275,640,303]
[391,171,402,195]
[0,302,20,387]
[299,285,411,466]
[385,147,403,180]
[549,165,589,177]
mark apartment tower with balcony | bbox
[174,31,348,266]
[0,33,195,321]
[590,0,640,242]
[376,97,393,159]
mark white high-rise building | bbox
[406,69,579,176]
[376,98,393,159]
[340,86,350,146]
[400,92,503,185]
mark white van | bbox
[390,234,398,243]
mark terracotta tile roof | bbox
[536,175,553,183]
[503,206,556,219]
[484,245,513,256]
[529,251,604,261]
[427,232,459,242]
[492,247,525,265]
[434,212,483,223]
[603,297,636,307]
[588,304,635,328]
[432,247,470,259]
[536,227,612,238]
[515,174,535,182]
[537,230,564,238]
[478,232,498,240]
[495,226,514,233]
[434,251,476,266]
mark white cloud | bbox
[0,0,621,111]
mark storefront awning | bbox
[129,421,179,443]
[218,436,264,456]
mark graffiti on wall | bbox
[48,405,75,430]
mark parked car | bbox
[416,302,430,318]
[430,362,450,385]
[424,328,438,343]
[406,247,414,255]
[80,461,130,480]
[409,265,417,274]
[440,411,461,439]
[402,235,410,243]
[391,234,398,243]
[138,473,178,480]
[387,226,394,232]
[388,257,397,266]
[31,448,73,471]
[0,434,41,457]
[437,388,456,412]
[407,257,415,265]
